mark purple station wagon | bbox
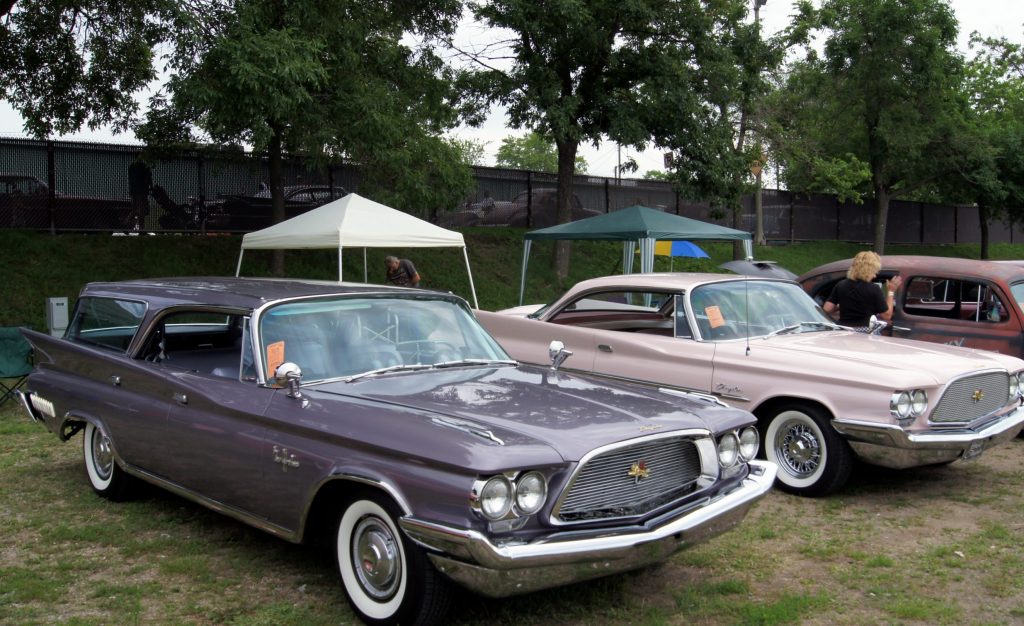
[17,277,774,625]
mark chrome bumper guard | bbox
[399,460,776,598]
[833,403,1024,469]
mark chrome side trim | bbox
[401,460,776,598]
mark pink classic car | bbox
[476,273,1024,496]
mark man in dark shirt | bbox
[385,255,420,287]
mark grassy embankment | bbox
[4,228,1024,329]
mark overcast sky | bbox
[1,0,1021,177]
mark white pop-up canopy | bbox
[236,192,478,307]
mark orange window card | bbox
[705,305,725,328]
[266,341,285,376]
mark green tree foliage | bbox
[771,0,965,253]
[138,0,471,273]
[950,34,1024,258]
[495,132,588,173]
[0,0,166,137]
[467,0,750,278]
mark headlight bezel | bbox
[472,470,549,521]
[514,471,547,515]
[738,426,760,462]
[717,432,740,468]
[477,475,513,520]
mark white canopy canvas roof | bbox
[236,192,477,307]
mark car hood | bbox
[310,364,752,462]
[752,330,1023,385]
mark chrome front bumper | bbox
[833,403,1024,469]
[399,460,776,598]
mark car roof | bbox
[567,272,783,293]
[80,277,447,312]
[801,255,1024,284]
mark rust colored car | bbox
[477,273,1024,497]
[800,256,1024,357]
[16,277,773,625]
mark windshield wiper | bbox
[344,363,434,382]
[764,321,841,338]
[433,358,518,369]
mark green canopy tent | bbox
[519,205,752,304]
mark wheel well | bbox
[752,397,835,427]
[301,479,398,546]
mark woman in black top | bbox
[823,251,902,329]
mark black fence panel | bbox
[1,137,1019,245]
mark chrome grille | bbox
[931,371,1009,424]
[555,436,703,523]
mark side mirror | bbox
[548,340,573,370]
[272,362,303,398]
[867,315,887,336]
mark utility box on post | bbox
[46,297,69,337]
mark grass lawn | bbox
[3,231,1024,624]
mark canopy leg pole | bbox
[363,248,368,283]
[462,247,479,309]
[744,239,753,261]
[338,246,344,282]
[235,250,245,277]
[518,241,532,306]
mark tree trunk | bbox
[979,204,991,260]
[873,183,889,255]
[553,138,578,281]
[754,169,765,246]
[268,125,285,276]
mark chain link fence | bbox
[1,137,1017,244]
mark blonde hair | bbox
[847,251,881,282]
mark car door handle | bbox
[598,344,613,353]
[109,375,121,387]
[173,392,188,405]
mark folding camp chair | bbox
[0,327,32,407]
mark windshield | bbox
[258,296,510,383]
[688,280,836,341]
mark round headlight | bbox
[515,471,547,515]
[910,390,928,417]
[738,427,759,462]
[479,476,512,520]
[717,432,739,468]
[891,391,912,419]
[1011,373,1022,399]
[1017,372,1024,396]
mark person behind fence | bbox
[384,255,420,287]
[823,250,902,330]
[127,156,152,230]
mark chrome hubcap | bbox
[92,429,114,480]
[776,421,820,478]
[352,517,400,600]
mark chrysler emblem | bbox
[972,389,984,403]
[628,460,651,484]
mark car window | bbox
[903,277,1009,323]
[544,290,675,335]
[689,280,831,340]
[1011,283,1024,312]
[67,297,146,352]
[258,296,509,383]
[138,310,247,379]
